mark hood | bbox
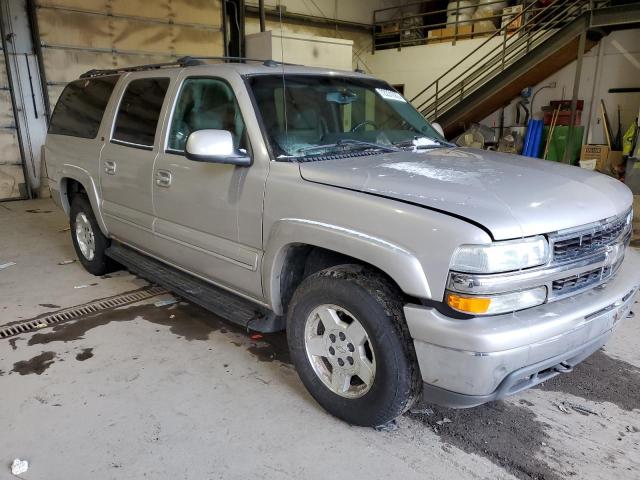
[298,148,633,240]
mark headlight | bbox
[446,287,547,315]
[450,236,550,273]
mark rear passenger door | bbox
[100,74,171,249]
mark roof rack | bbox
[79,56,298,78]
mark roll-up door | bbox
[34,0,224,107]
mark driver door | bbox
[152,75,264,299]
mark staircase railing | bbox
[395,0,630,123]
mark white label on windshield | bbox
[376,88,406,102]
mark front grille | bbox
[551,263,615,296]
[552,211,630,263]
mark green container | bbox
[540,125,584,165]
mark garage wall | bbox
[35,0,224,106]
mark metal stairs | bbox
[409,0,640,138]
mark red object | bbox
[542,108,582,126]
[250,333,263,340]
[549,100,584,111]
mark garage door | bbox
[34,0,224,108]
[0,45,27,200]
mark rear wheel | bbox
[70,194,117,275]
[287,264,421,427]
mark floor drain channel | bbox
[0,286,167,339]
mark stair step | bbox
[106,243,284,333]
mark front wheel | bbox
[287,265,421,427]
[70,194,117,276]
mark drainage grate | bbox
[0,286,167,339]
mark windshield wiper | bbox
[296,139,401,156]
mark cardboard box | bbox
[473,22,496,37]
[380,21,399,35]
[427,29,444,43]
[502,5,523,30]
[580,145,624,174]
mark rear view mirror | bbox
[185,129,251,166]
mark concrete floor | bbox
[1,198,640,480]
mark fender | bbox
[263,218,431,315]
[58,164,110,237]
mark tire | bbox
[287,264,422,427]
[69,194,117,276]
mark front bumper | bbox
[405,248,640,408]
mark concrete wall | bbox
[360,36,504,98]
[245,0,403,70]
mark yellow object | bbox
[447,293,491,313]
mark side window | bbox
[167,78,246,153]
[112,77,170,148]
[49,75,119,139]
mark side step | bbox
[106,242,284,333]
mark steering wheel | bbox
[351,120,378,132]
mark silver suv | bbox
[45,58,639,427]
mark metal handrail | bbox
[415,0,587,116]
[409,0,602,121]
[412,0,575,103]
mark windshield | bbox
[247,74,448,160]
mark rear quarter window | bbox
[49,75,120,139]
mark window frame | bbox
[163,75,250,157]
[109,76,171,151]
[48,75,120,140]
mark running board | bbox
[106,243,284,333]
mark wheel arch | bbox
[58,167,109,236]
[263,219,431,316]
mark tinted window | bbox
[112,78,170,148]
[167,78,247,152]
[49,76,119,139]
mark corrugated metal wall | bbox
[35,0,224,108]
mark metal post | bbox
[0,2,31,199]
[501,23,508,71]
[564,30,586,164]
[453,0,460,46]
[221,0,228,57]
[258,0,266,32]
[435,79,439,119]
[26,0,49,122]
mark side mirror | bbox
[431,122,445,139]
[185,129,251,166]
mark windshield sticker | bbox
[375,88,406,102]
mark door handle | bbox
[104,161,116,175]
[156,169,172,187]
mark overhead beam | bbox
[244,5,371,32]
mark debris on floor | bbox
[58,226,70,232]
[436,417,453,426]
[409,406,434,416]
[11,458,28,476]
[58,259,76,265]
[154,298,178,307]
[0,261,16,270]
[555,401,599,416]
[374,419,398,432]
[250,333,263,341]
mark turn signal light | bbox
[447,294,491,314]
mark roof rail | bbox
[79,56,299,78]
